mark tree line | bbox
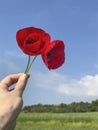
[23,99,98,113]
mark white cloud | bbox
[30,71,98,98]
[1,49,98,100]
[31,71,66,89]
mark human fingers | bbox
[14,73,30,96]
[5,121,16,130]
[0,73,23,91]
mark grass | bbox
[15,112,98,130]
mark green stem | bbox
[24,55,31,73]
[26,56,37,73]
[24,55,37,74]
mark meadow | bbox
[15,112,98,130]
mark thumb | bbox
[14,73,30,96]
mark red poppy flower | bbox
[42,40,65,69]
[16,27,51,56]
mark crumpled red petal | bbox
[16,27,51,56]
[41,40,65,69]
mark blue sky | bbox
[0,0,98,106]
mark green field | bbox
[15,112,98,130]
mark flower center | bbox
[26,39,37,44]
[47,50,53,57]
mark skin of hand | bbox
[0,73,29,130]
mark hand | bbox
[0,73,29,130]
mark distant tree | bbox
[22,99,98,113]
[91,99,98,111]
